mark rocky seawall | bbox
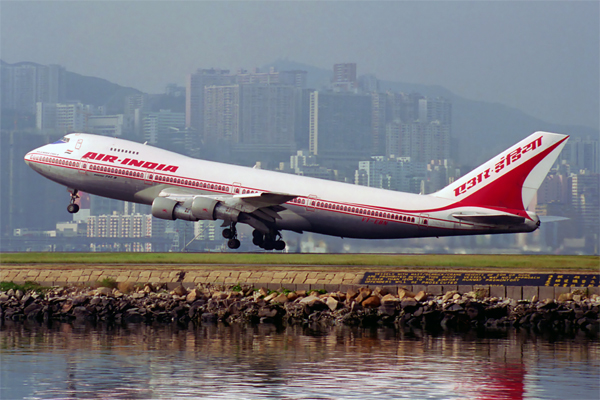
[1,283,598,336]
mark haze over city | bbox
[2,1,598,130]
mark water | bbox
[1,321,598,400]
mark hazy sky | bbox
[1,1,598,129]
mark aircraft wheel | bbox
[67,203,79,214]
[222,228,234,239]
[274,241,286,251]
[252,236,263,247]
[252,230,263,239]
[227,238,241,249]
[263,240,275,251]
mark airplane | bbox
[24,131,569,251]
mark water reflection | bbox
[1,321,598,399]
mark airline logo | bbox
[81,152,179,173]
[453,136,542,197]
[64,149,73,155]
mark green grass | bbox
[1,252,598,272]
[0,280,50,294]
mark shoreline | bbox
[1,282,598,337]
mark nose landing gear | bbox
[67,189,80,214]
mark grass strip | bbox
[1,253,598,272]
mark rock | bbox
[7,289,14,298]
[287,292,299,302]
[346,288,358,302]
[558,293,573,302]
[414,291,428,302]
[398,288,415,299]
[15,290,23,301]
[295,290,307,297]
[453,294,462,300]
[172,285,188,297]
[572,294,583,302]
[362,296,381,308]
[186,289,199,303]
[258,287,269,297]
[212,292,228,300]
[131,292,145,299]
[442,291,459,302]
[96,287,113,296]
[144,283,155,293]
[379,302,396,316]
[401,298,418,308]
[61,302,73,313]
[374,287,389,297]
[263,292,278,302]
[202,312,219,324]
[258,307,278,318]
[531,295,538,303]
[381,294,399,303]
[0,294,9,302]
[272,294,288,304]
[359,287,372,298]
[446,303,464,312]
[299,295,322,307]
[326,296,338,311]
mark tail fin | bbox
[433,131,569,211]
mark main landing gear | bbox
[222,223,241,249]
[221,224,286,251]
[252,229,286,251]
[67,189,80,214]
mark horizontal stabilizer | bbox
[452,212,525,225]
[539,215,569,223]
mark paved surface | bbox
[2,265,599,300]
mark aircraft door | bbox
[144,169,154,185]
[418,214,429,229]
[307,195,317,212]
[78,156,88,175]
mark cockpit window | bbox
[52,136,70,144]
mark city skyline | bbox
[1,1,597,130]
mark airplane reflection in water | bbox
[2,323,598,399]
[24,131,568,250]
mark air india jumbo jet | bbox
[24,131,568,250]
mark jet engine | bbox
[151,196,240,222]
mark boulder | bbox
[414,291,428,302]
[558,293,573,302]
[172,285,188,296]
[381,294,399,303]
[264,292,278,302]
[287,292,299,302]
[271,294,289,304]
[186,289,199,303]
[326,296,339,311]
[346,288,358,302]
[398,288,415,299]
[442,291,459,302]
[95,287,113,297]
[258,287,269,297]
[362,296,381,308]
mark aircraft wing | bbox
[157,189,297,221]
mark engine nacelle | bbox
[151,197,177,220]
[151,196,240,223]
[191,196,218,220]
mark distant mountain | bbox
[65,71,141,114]
[265,59,599,166]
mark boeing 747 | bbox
[24,131,569,250]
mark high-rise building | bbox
[355,156,423,193]
[236,67,307,88]
[332,63,357,92]
[1,61,66,114]
[142,109,185,145]
[186,68,235,132]
[309,91,372,174]
[203,84,241,145]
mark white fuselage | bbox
[24,133,539,240]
